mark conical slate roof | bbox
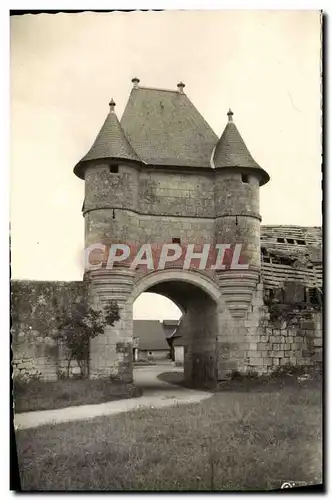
[74,100,142,179]
[213,110,270,185]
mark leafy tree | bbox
[55,299,120,378]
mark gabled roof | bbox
[162,319,180,338]
[168,331,184,346]
[212,110,270,185]
[133,320,169,350]
[120,86,218,168]
[74,100,142,179]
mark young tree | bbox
[55,299,120,378]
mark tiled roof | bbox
[260,225,322,289]
[133,320,170,350]
[120,87,218,168]
[162,319,180,338]
[213,113,270,185]
[74,105,142,179]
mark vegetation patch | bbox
[215,367,322,393]
[13,378,142,413]
[16,381,322,491]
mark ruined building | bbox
[11,78,322,385]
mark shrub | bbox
[54,299,120,378]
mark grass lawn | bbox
[15,376,322,491]
[13,378,142,413]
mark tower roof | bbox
[74,100,142,179]
[212,110,270,185]
[120,83,218,168]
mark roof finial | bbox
[177,81,185,93]
[131,77,140,89]
[227,108,234,122]
[109,98,116,113]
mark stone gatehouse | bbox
[11,78,322,386]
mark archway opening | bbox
[132,275,220,388]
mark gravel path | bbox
[14,363,213,430]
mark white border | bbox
[4,4,327,498]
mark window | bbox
[308,288,321,305]
[109,165,119,174]
[279,257,292,266]
[286,238,295,244]
[172,238,181,244]
[277,238,285,243]
[296,239,306,245]
[241,174,249,184]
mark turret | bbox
[212,110,269,270]
[74,99,142,250]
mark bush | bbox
[54,299,120,378]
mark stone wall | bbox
[139,169,215,218]
[11,280,88,381]
[230,284,323,376]
[248,307,323,374]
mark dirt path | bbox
[14,364,213,430]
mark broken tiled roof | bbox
[74,100,142,179]
[121,86,218,168]
[213,110,270,185]
[260,225,322,289]
[133,320,169,350]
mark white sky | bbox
[10,10,322,320]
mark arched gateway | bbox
[74,79,270,387]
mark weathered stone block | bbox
[257,342,270,350]
[291,342,303,350]
[268,351,284,358]
[250,358,264,366]
[313,350,322,362]
[301,320,315,330]
[247,350,261,358]
[248,335,260,342]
